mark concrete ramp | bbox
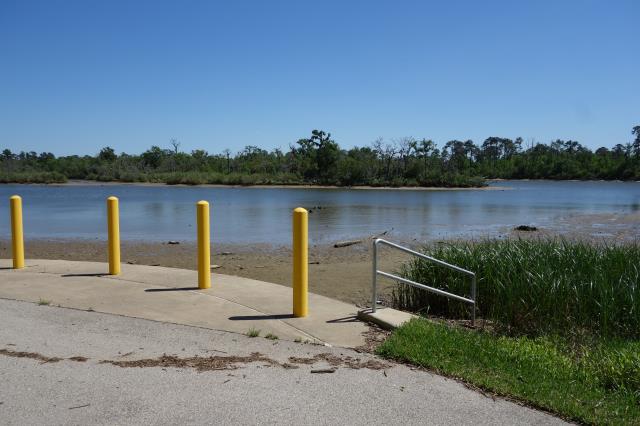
[0,259,368,347]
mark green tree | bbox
[141,146,168,169]
[98,147,117,162]
[632,126,640,157]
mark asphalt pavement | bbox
[0,298,566,425]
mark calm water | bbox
[0,181,638,244]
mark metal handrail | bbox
[371,238,477,325]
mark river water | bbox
[0,181,638,244]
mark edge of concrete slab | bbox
[0,259,370,348]
[357,307,417,330]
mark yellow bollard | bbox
[107,196,120,275]
[10,195,24,269]
[197,200,211,289]
[292,207,308,317]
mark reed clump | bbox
[393,239,640,338]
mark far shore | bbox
[5,179,512,191]
[4,178,638,190]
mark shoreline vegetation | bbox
[0,178,511,191]
[2,127,640,187]
[380,239,640,424]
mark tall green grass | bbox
[393,239,640,338]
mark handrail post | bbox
[10,195,24,269]
[471,274,477,326]
[372,239,378,313]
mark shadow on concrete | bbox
[145,287,199,292]
[326,315,360,324]
[229,314,294,321]
[61,273,108,277]
[0,267,14,270]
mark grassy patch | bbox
[264,333,279,340]
[377,319,640,424]
[394,239,640,338]
[385,240,640,423]
[37,298,51,306]
[246,328,261,338]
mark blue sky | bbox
[1,0,638,156]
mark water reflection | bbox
[0,180,638,244]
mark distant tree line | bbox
[1,127,639,187]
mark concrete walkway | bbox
[0,298,566,425]
[0,259,368,347]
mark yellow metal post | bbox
[107,196,120,275]
[197,200,211,289]
[10,195,24,269]
[293,207,308,317]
